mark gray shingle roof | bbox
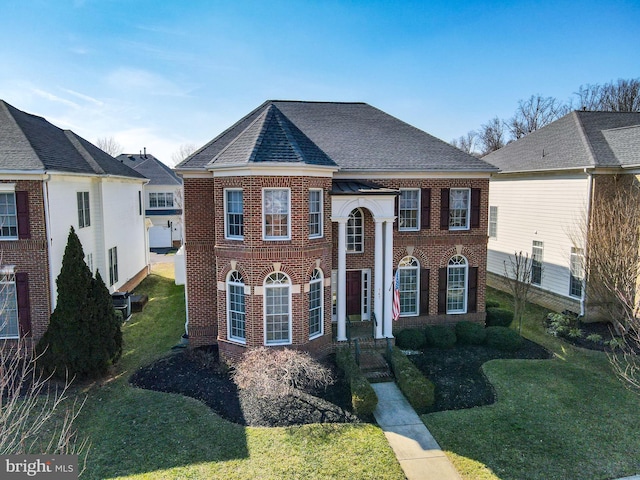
[0,100,145,179]
[483,111,640,173]
[178,101,496,172]
[117,153,182,186]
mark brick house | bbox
[175,101,497,361]
[0,100,149,348]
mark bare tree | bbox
[0,339,89,460]
[477,117,507,155]
[95,136,123,157]
[502,251,535,333]
[507,95,570,139]
[576,78,640,112]
[450,131,478,155]
[171,143,198,167]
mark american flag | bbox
[392,270,400,321]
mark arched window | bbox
[398,256,419,316]
[346,208,363,253]
[227,271,246,343]
[264,272,291,345]
[309,269,323,338]
[447,255,468,314]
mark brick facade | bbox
[183,174,490,362]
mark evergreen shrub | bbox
[486,307,514,328]
[388,347,435,413]
[486,326,524,351]
[455,321,487,345]
[395,328,427,350]
[335,347,378,416]
[424,325,457,348]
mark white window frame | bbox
[331,270,337,322]
[227,271,246,343]
[346,208,364,253]
[149,192,174,209]
[264,272,292,345]
[399,189,420,231]
[224,189,244,240]
[0,190,18,240]
[398,256,419,316]
[77,191,90,229]
[488,206,498,238]
[569,247,584,298]
[361,269,371,321]
[447,255,468,314]
[449,188,470,231]
[309,269,323,339]
[263,188,291,241]
[108,246,118,286]
[308,189,323,239]
[531,240,543,286]
[0,272,18,339]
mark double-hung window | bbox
[0,192,18,239]
[264,272,291,345]
[449,188,470,230]
[263,189,290,240]
[447,255,468,314]
[227,271,246,342]
[308,189,323,238]
[531,241,543,286]
[399,189,420,231]
[108,247,118,286]
[225,189,244,239]
[346,209,363,253]
[77,192,90,228]
[0,272,18,339]
[149,192,174,208]
[488,206,498,238]
[309,269,323,338]
[570,247,584,298]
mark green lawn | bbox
[423,287,640,480]
[73,264,404,480]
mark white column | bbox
[373,219,384,339]
[337,219,348,341]
[383,220,394,338]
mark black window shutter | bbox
[420,268,429,315]
[471,188,481,228]
[421,188,431,230]
[394,194,399,230]
[468,267,478,313]
[437,268,447,314]
[440,189,450,230]
[16,272,31,337]
[16,191,30,239]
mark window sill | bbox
[228,338,247,345]
[265,340,292,346]
[309,332,323,340]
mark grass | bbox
[72,263,404,480]
[422,287,640,480]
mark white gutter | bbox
[41,175,56,313]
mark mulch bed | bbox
[129,346,359,427]
[408,339,553,413]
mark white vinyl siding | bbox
[487,173,590,299]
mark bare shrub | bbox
[232,348,334,398]
[0,340,89,459]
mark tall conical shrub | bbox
[37,227,122,378]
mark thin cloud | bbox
[31,89,80,109]
[61,88,104,107]
[106,67,191,97]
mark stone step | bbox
[358,350,394,383]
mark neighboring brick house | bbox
[118,150,184,248]
[484,110,640,318]
[0,100,149,347]
[175,101,497,361]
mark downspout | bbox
[582,168,594,317]
[42,175,56,312]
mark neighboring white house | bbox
[118,151,183,249]
[484,110,640,317]
[0,100,150,344]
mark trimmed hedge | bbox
[486,307,514,328]
[424,325,457,348]
[485,299,501,308]
[395,328,427,350]
[335,347,378,416]
[486,326,524,351]
[388,347,435,413]
[455,321,487,345]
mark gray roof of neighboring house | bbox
[178,100,496,172]
[0,100,146,179]
[117,153,182,186]
[483,111,640,173]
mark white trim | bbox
[308,268,324,340]
[224,188,244,240]
[0,183,16,192]
[262,188,291,241]
[398,188,420,231]
[264,272,292,345]
[0,273,19,339]
[448,187,471,231]
[398,256,420,317]
[446,255,468,314]
[308,188,323,239]
[226,270,247,344]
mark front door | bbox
[346,270,362,319]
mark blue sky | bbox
[1,0,638,164]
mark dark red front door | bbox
[346,270,361,318]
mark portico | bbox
[331,180,398,342]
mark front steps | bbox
[358,349,394,383]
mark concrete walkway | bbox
[372,382,461,480]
